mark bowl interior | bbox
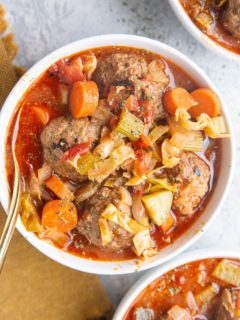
[0,34,234,274]
[113,249,240,320]
[168,0,240,62]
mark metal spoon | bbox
[0,153,21,272]
[0,109,22,273]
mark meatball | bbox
[93,53,148,96]
[77,187,133,250]
[167,152,210,215]
[134,77,167,121]
[215,289,240,320]
[223,0,240,39]
[40,115,101,182]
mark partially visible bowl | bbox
[168,0,240,62]
[113,249,240,319]
[0,34,234,274]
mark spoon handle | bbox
[0,160,21,273]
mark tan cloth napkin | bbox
[0,6,111,320]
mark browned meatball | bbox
[77,187,133,250]
[93,53,148,96]
[40,115,101,182]
[215,289,240,320]
[223,0,240,39]
[167,152,210,215]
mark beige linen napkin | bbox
[0,6,111,320]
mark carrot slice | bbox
[46,175,74,201]
[163,87,197,115]
[42,200,78,232]
[69,81,99,118]
[189,88,221,118]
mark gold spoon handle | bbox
[0,159,21,273]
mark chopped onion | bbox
[99,218,112,246]
[58,83,69,105]
[29,170,41,200]
[186,291,198,313]
[37,163,52,185]
[118,187,132,206]
[93,136,115,159]
[75,181,99,204]
[132,195,149,227]
[38,229,71,248]
[133,229,152,256]
[92,104,113,125]
[148,60,169,86]
[82,54,97,79]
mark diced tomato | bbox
[109,116,120,129]
[125,94,138,112]
[107,86,137,112]
[107,86,127,111]
[133,135,151,149]
[142,102,154,127]
[144,109,154,127]
[56,58,85,85]
[134,149,153,175]
[61,142,90,161]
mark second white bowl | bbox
[168,0,240,62]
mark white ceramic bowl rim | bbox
[113,248,240,320]
[0,34,235,275]
[168,0,240,62]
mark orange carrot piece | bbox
[189,88,222,118]
[46,175,74,201]
[69,80,99,118]
[42,200,78,232]
[32,106,51,125]
[163,87,197,115]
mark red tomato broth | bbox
[124,258,240,319]
[5,46,222,261]
[180,0,240,55]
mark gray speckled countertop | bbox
[2,0,240,311]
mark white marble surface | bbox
[2,0,240,310]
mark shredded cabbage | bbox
[148,125,169,144]
[133,229,153,256]
[88,145,135,183]
[126,176,145,186]
[147,177,177,193]
[101,203,147,234]
[170,131,204,152]
[175,108,229,138]
[99,218,112,246]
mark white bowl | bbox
[113,248,240,319]
[0,34,234,275]
[168,0,240,62]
